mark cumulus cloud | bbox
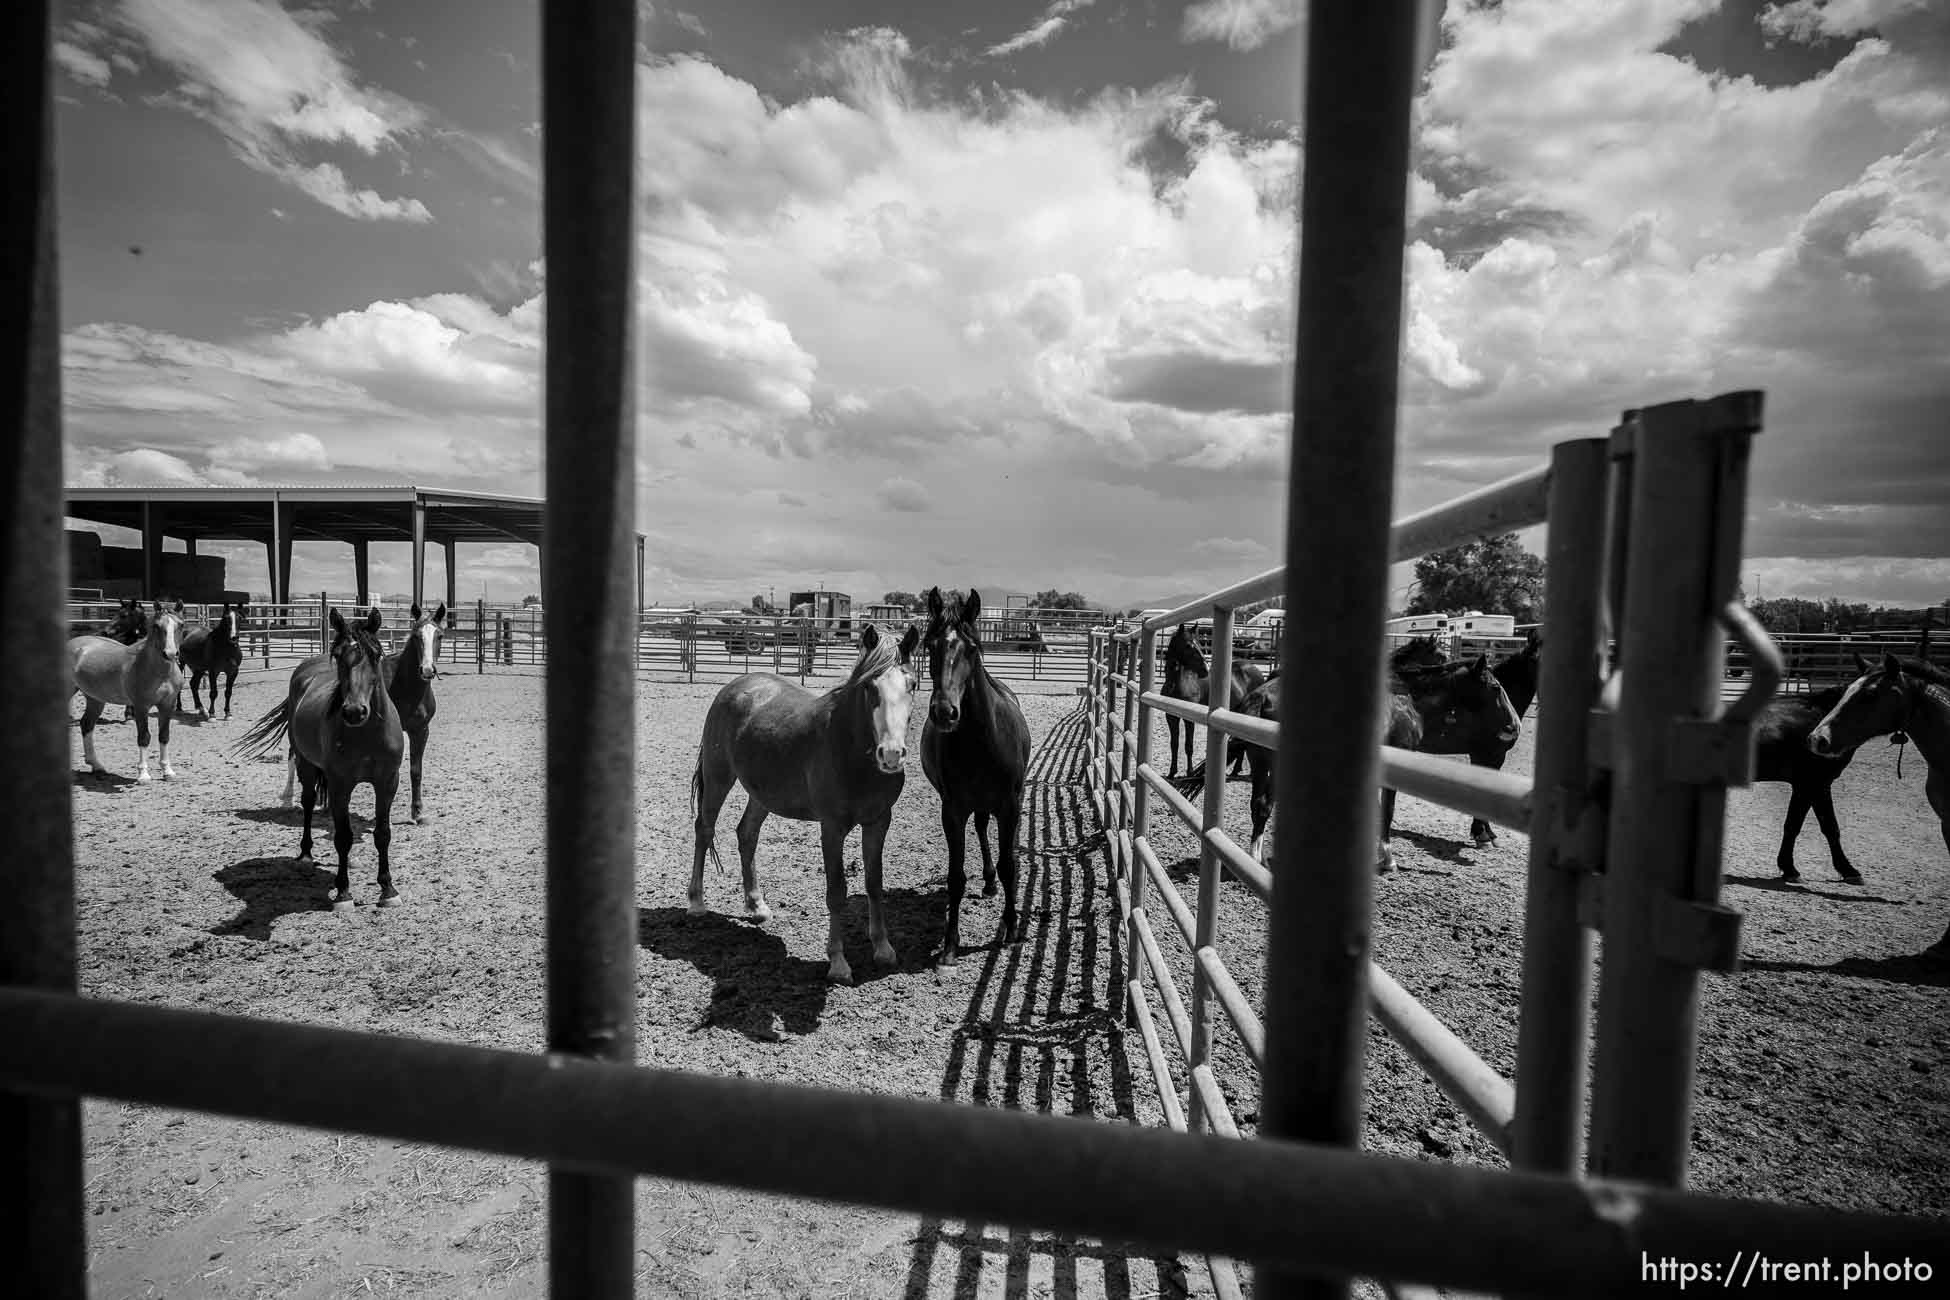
[64,0,432,221]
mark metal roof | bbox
[62,484,640,549]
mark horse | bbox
[178,601,246,719]
[382,602,445,823]
[68,599,185,782]
[69,597,147,644]
[918,586,1032,967]
[1161,622,1265,782]
[1809,652,1950,959]
[1387,632,1540,847]
[233,608,406,910]
[1747,684,1864,883]
[689,621,922,985]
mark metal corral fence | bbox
[1083,397,1944,1296]
[9,6,1943,1300]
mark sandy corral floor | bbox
[64,666,1950,1298]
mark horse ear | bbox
[926,586,944,618]
[1882,651,1901,675]
[860,622,881,651]
[433,602,447,622]
[899,621,920,663]
[964,589,982,624]
[1852,651,1870,675]
[330,607,347,636]
[410,604,422,619]
[366,608,384,634]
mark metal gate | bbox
[4,4,1940,1299]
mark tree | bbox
[881,590,921,612]
[1403,533,1545,623]
[1031,588,1091,611]
[749,593,776,614]
[521,593,542,607]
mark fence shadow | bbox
[902,705,1192,1300]
[1739,952,1950,989]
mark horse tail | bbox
[691,756,725,876]
[232,697,292,762]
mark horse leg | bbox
[1810,782,1860,883]
[687,756,734,916]
[820,820,854,985]
[156,701,175,779]
[79,697,107,774]
[861,815,897,969]
[995,800,1026,946]
[281,751,299,808]
[733,798,773,921]
[407,725,429,823]
[1376,788,1397,874]
[296,758,320,865]
[1776,785,1813,882]
[133,707,153,783]
[1165,715,1180,779]
[1923,770,1949,961]
[328,778,357,910]
[1467,752,1500,848]
[189,668,207,718]
[373,771,401,906]
[937,805,968,968]
[222,665,237,718]
[974,809,997,896]
[1247,747,1274,862]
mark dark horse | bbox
[1388,632,1540,847]
[689,621,922,985]
[1810,652,1950,960]
[1752,683,1863,883]
[1237,651,1520,873]
[235,608,406,910]
[70,597,147,644]
[178,601,246,719]
[383,602,446,823]
[1161,622,1265,782]
[918,586,1032,967]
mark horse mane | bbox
[845,629,901,688]
[1892,655,1950,688]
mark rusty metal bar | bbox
[1189,605,1236,1131]
[1367,966,1515,1155]
[1587,393,1765,1187]
[1376,748,1533,833]
[1511,437,1610,1174]
[0,5,84,1295]
[1262,3,1423,1295]
[4,990,1942,1298]
[541,0,640,1291]
[1388,465,1552,563]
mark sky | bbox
[48,0,1950,611]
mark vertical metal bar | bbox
[1586,393,1763,1187]
[1120,633,1139,878]
[319,591,329,655]
[0,4,85,1294]
[1188,605,1235,1131]
[541,0,640,1293]
[1509,438,1608,1173]
[477,597,486,674]
[1260,3,1420,1296]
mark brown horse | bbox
[1388,632,1539,847]
[689,621,922,984]
[234,608,406,910]
[383,602,446,823]
[68,600,185,782]
[1161,622,1264,782]
[1810,652,1950,960]
[918,586,1032,967]
[179,601,246,719]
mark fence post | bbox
[1,4,86,1289]
[318,591,329,655]
[476,598,485,674]
[1188,605,1235,1133]
[1509,436,1609,1175]
[1586,392,1764,1188]
[1118,631,1139,890]
[1126,625,1157,1030]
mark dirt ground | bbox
[66,666,1950,1298]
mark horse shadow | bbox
[1390,828,1474,867]
[71,769,140,789]
[1723,874,1905,906]
[211,856,336,940]
[1739,952,1950,990]
[638,907,835,1037]
[903,705,1190,1300]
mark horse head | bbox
[1416,654,1523,752]
[217,601,245,645]
[1809,651,1912,757]
[149,599,185,659]
[104,598,148,644]
[328,607,389,728]
[849,621,918,774]
[405,602,447,680]
[922,585,986,732]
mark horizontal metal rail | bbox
[1376,747,1533,834]
[3,989,1938,1299]
[1367,966,1516,1154]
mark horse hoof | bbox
[1778,865,1801,882]
[137,770,152,784]
[162,767,176,780]
[378,892,403,908]
[982,880,998,898]
[873,942,897,968]
[1472,835,1494,850]
[1837,868,1863,885]
[745,900,772,922]
[825,961,854,986]
[1375,849,1395,875]
[934,949,959,970]
[686,898,709,917]
[331,898,356,913]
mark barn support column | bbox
[274,499,295,605]
[0,2,87,1292]
[444,538,458,613]
[541,0,641,1292]
[410,499,426,613]
[141,501,163,600]
[353,539,370,608]
[1259,3,1423,1298]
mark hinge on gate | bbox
[1667,716,1757,787]
[1654,895,1745,972]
